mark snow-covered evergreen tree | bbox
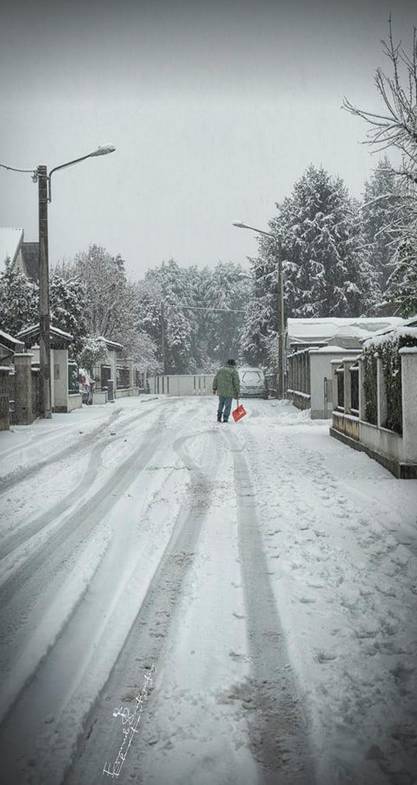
[0,260,38,336]
[280,165,369,317]
[241,165,371,365]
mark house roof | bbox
[403,315,417,327]
[0,329,25,352]
[0,227,23,269]
[96,336,124,350]
[288,317,405,346]
[363,322,417,348]
[17,323,73,345]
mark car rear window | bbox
[242,371,262,383]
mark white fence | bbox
[147,374,215,396]
[288,346,359,419]
[330,348,417,478]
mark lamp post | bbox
[1,145,116,418]
[37,144,116,418]
[232,221,286,398]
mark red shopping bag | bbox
[232,402,247,423]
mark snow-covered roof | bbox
[363,324,417,348]
[0,328,24,345]
[96,336,124,350]
[17,323,73,341]
[0,227,23,268]
[288,317,405,343]
[290,344,359,358]
[313,345,359,354]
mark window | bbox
[116,367,130,388]
[242,371,262,384]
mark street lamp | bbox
[232,220,286,398]
[2,145,116,417]
[0,145,116,418]
[36,145,115,417]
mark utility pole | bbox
[37,165,52,418]
[1,146,115,419]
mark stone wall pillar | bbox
[14,353,34,425]
[0,366,10,430]
[400,347,417,463]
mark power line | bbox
[0,162,36,174]
[177,304,246,313]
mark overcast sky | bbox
[1,0,416,280]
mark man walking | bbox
[213,359,240,423]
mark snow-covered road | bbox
[1,396,416,785]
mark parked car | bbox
[239,366,268,398]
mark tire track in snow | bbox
[0,399,164,495]
[60,428,223,785]
[0,419,86,460]
[0,406,124,493]
[224,428,315,785]
[0,406,176,711]
[0,402,198,732]
[0,402,163,561]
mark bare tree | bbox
[343,19,417,186]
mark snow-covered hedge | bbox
[363,327,417,434]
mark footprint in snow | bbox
[356,625,379,639]
[316,650,337,663]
